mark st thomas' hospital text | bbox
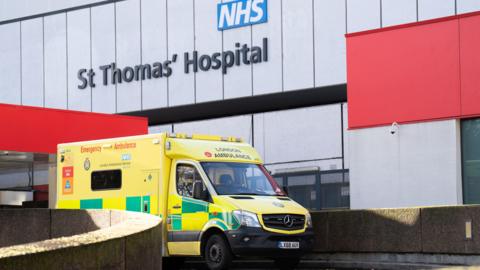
[77,38,268,90]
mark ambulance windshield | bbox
[201,162,285,196]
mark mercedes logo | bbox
[283,215,294,228]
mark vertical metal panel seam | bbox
[455,0,458,15]
[166,0,170,107]
[280,0,284,92]
[262,113,266,162]
[312,0,316,87]
[140,0,143,110]
[42,17,46,107]
[19,22,22,105]
[345,0,348,33]
[250,24,254,96]
[380,0,383,27]
[66,12,69,109]
[114,2,118,113]
[89,8,93,112]
[416,0,419,21]
[251,114,255,146]
[221,0,225,100]
[193,0,197,103]
[341,104,345,170]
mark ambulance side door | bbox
[167,160,210,256]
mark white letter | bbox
[219,3,237,29]
[235,0,252,25]
[250,0,264,23]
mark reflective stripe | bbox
[80,198,102,209]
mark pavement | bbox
[182,259,335,269]
[182,259,471,270]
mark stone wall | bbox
[312,205,480,255]
[0,209,162,270]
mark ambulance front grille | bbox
[262,214,305,231]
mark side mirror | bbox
[193,181,208,201]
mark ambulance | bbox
[55,133,314,270]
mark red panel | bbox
[0,103,148,154]
[460,15,480,116]
[347,19,462,129]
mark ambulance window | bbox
[91,170,122,190]
[176,164,203,198]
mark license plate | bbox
[278,241,300,249]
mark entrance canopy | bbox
[0,103,147,206]
[0,103,148,154]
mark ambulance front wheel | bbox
[204,234,233,270]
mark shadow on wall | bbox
[0,209,108,248]
[0,209,162,270]
[312,205,480,254]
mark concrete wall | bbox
[349,120,462,209]
[312,205,480,255]
[0,209,162,270]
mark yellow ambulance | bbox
[55,133,314,270]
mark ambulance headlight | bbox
[306,212,313,228]
[233,210,261,228]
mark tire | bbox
[273,257,300,270]
[204,234,233,270]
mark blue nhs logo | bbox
[217,0,268,31]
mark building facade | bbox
[1,0,480,209]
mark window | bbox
[176,164,203,198]
[91,170,121,190]
[201,162,283,196]
[320,171,350,209]
[273,169,349,210]
[462,119,480,204]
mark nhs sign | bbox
[217,0,268,31]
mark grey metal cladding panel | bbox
[0,0,104,21]
[222,7,252,99]
[21,18,44,107]
[167,0,195,106]
[252,0,282,95]
[347,0,381,33]
[342,103,349,169]
[194,0,223,103]
[253,113,265,159]
[142,0,168,110]
[0,23,21,105]
[44,14,67,109]
[116,0,142,113]
[91,4,116,113]
[314,0,346,87]
[282,0,314,92]
[174,115,253,144]
[259,105,342,164]
[381,0,417,27]
[67,9,91,112]
[148,124,173,134]
[457,0,480,14]
[418,0,455,20]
